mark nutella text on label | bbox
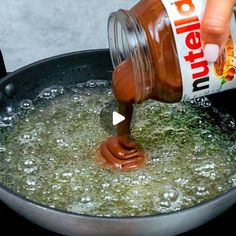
[162,0,236,100]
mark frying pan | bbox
[0,49,235,236]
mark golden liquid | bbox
[0,81,235,216]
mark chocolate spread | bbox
[98,58,145,171]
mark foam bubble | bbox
[196,185,209,197]
[0,112,17,127]
[38,85,64,99]
[23,175,41,191]
[0,146,6,153]
[20,99,34,110]
[192,97,212,108]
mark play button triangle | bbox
[113,111,125,126]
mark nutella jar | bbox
[108,0,236,103]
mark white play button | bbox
[113,111,125,126]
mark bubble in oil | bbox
[106,89,113,96]
[195,185,209,197]
[38,85,64,99]
[18,156,39,174]
[162,188,179,202]
[97,80,110,87]
[0,109,17,127]
[175,178,189,187]
[18,132,38,144]
[0,145,6,153]
[192,97,211,108]
[54,168,74,183]
[38,88,53,99]
[194,145,205,153]
[193,162,219,180]
[86,80,97,88]
[56,138,69,148]
[52,184,62,191]
[221,114,236,130]
[71,95,84,103]
[20,99,34,110]
[23,175,41,191]
[76,80,110,89]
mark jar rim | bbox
[108,9,154,102]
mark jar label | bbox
[161,0,236,100]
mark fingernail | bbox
[204,44,219,62]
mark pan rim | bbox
[0,181,235,220]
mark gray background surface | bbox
[0,0,138,71]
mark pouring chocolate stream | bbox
[99,58,146,170]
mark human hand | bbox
[201,0,236,62]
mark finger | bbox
[200,0,235,62]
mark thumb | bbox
[200,0,235,62]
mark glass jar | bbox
[108,0,236,103]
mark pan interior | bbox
[0,79,235,217]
